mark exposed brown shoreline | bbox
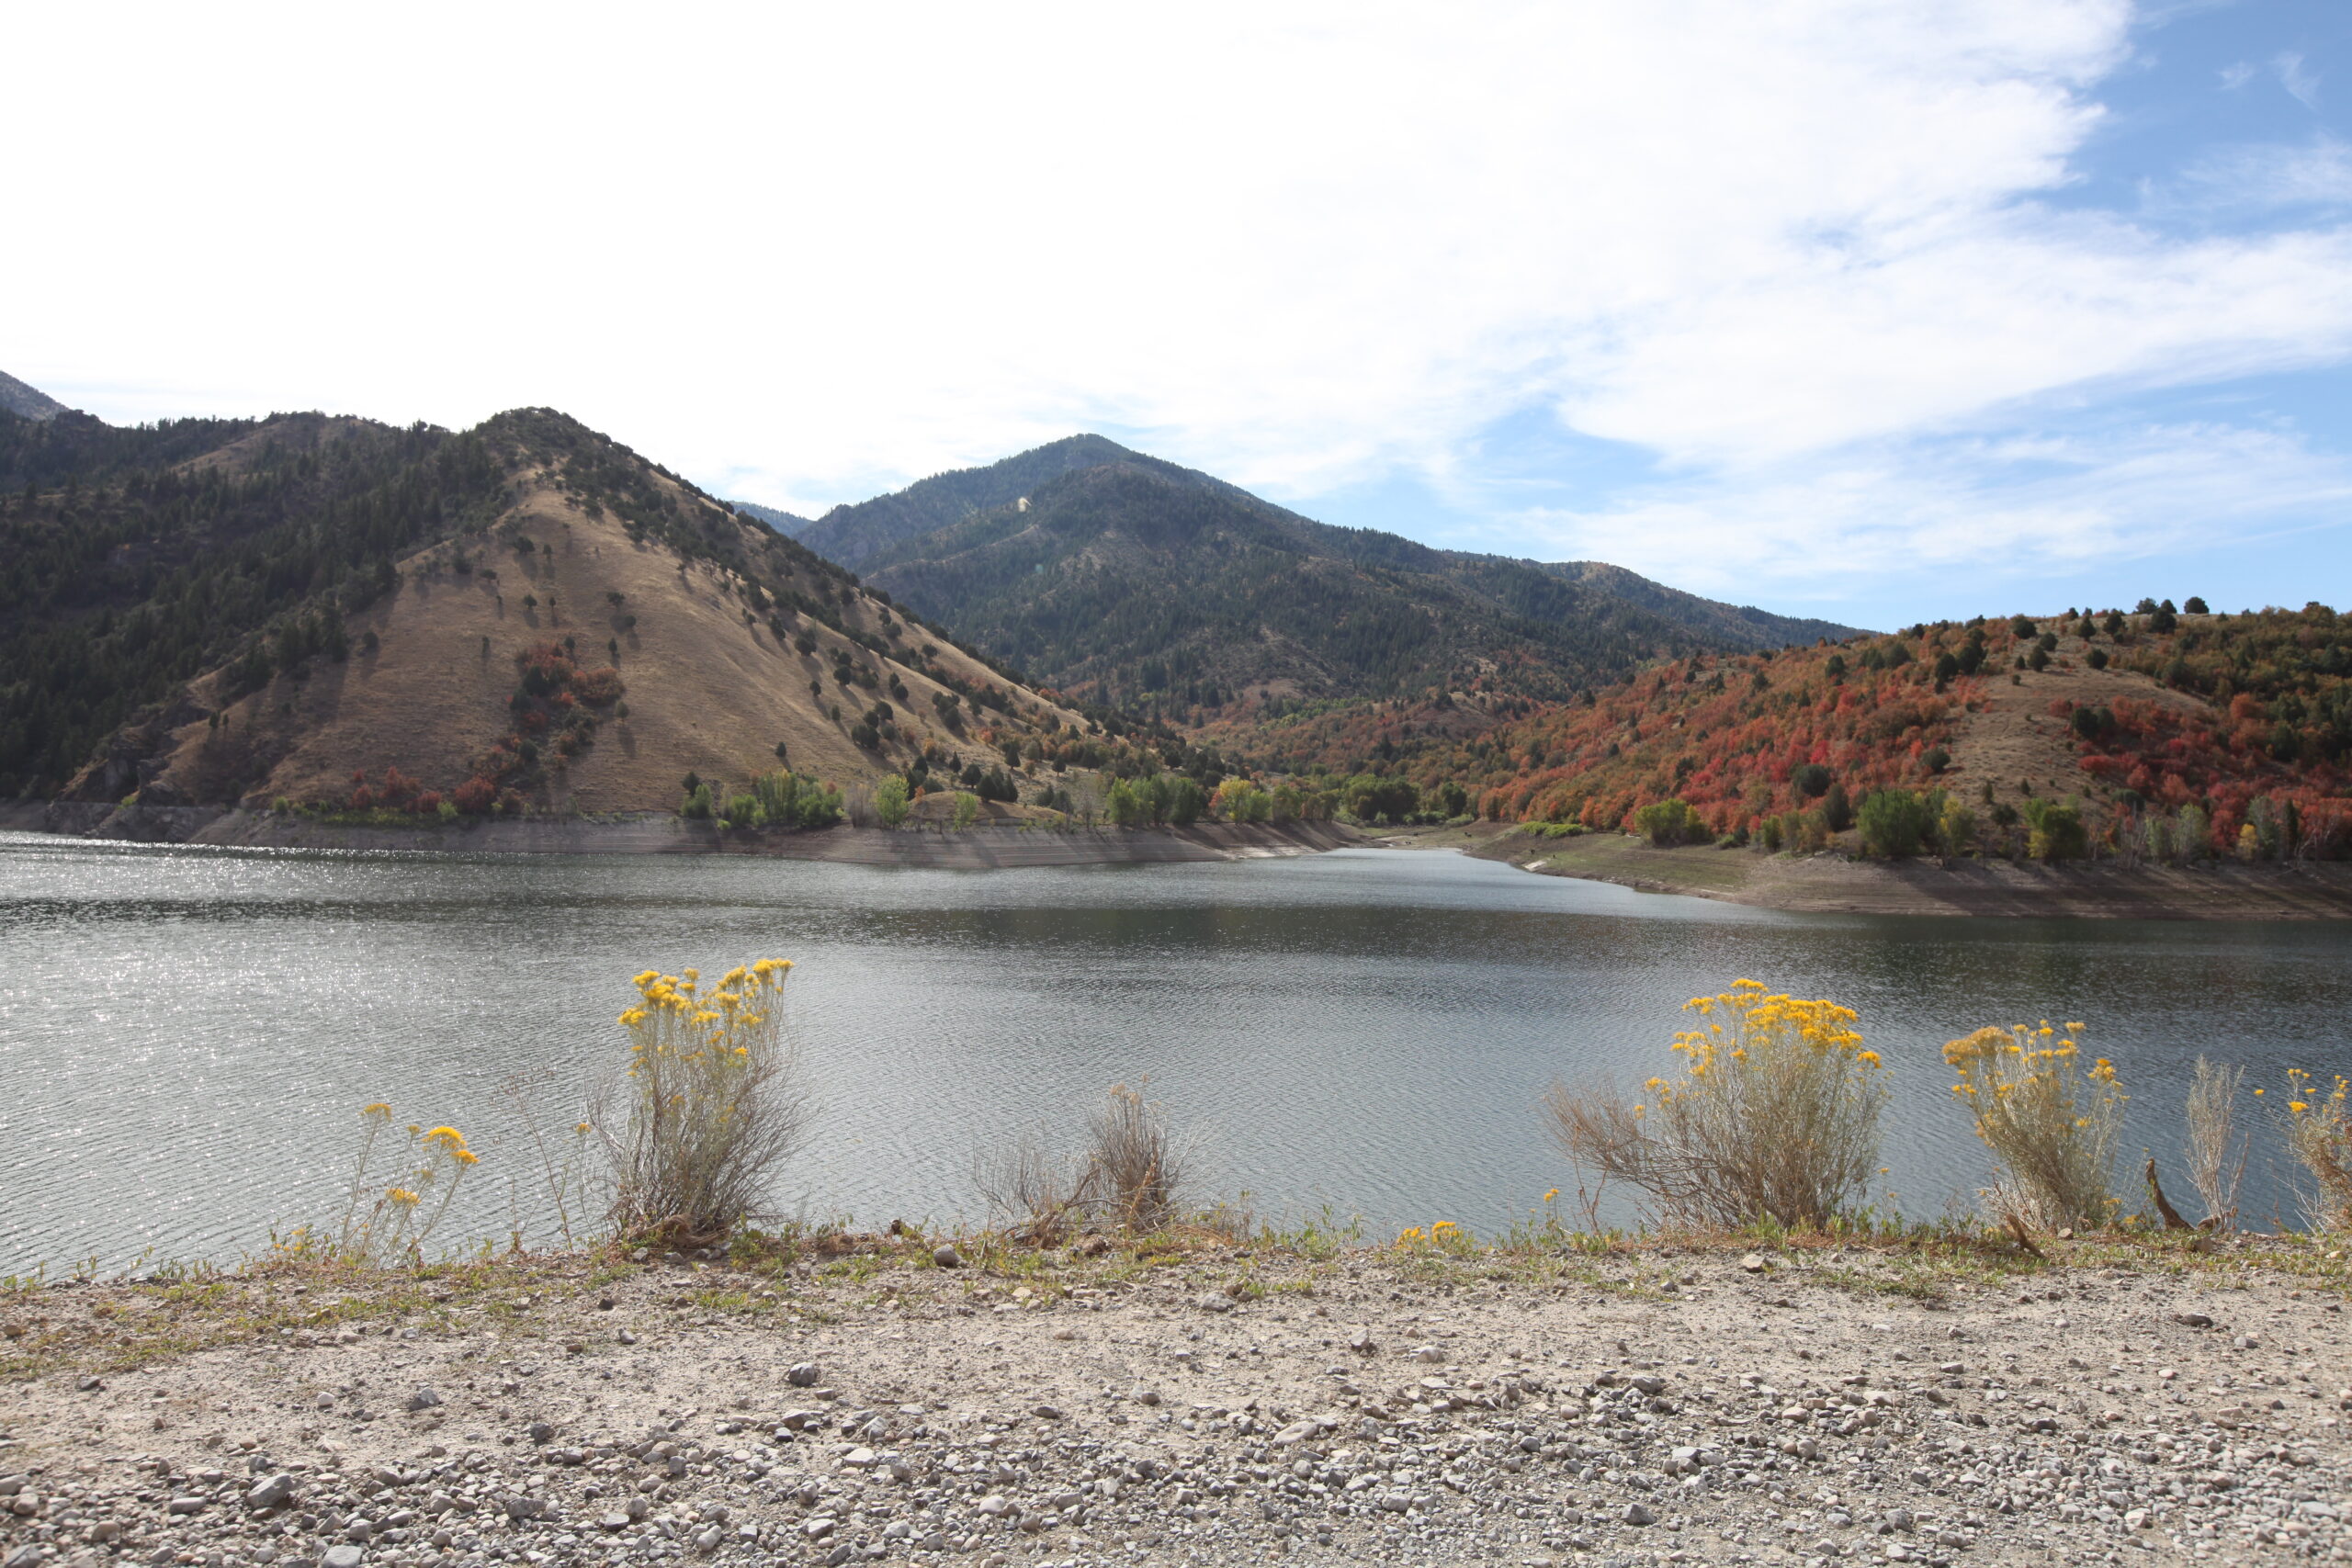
[0,802,1359,868]
[1397,821,2352,920]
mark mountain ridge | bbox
[0,404,1084,812]
[0,368,68,423]
[811,438,1860,713]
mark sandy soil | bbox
[1403,825,2352,920]
[2,1240,2346,1568]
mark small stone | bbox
[167,1497,206,1516]
[76,1375,105,1392]
[404,1389,442,1413]
[597,1513,631,1532]
[526,1420,554,1443]
[842,1448,876,1469]
[975,1495,1012,1518]
[2173,1311,2213,1328]
[1741,1253,1768,1272]
[1,1548,37,1568]
[1409,1345,1445,1364]
[1272,1420,1321,1446]
[322,1548,365,1568]
[787,1362,820,1387]
[1623,1502,1657,1526]
[247,1474,298,1511]
[616,1329,638,1345]
[932,1246,963,1269]
[1030,1404,1063,1420]
[1346,1325,1375,1353]
[692,1527,722,1553]
[799,1515,837,1540]
[1134,1388,1161,1407]
[1197,1293,1235,1314]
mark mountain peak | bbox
[0,369,69,422]
[794,434,1142,567]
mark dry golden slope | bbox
[140,458,1086,813]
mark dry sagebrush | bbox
[595,960,811,1245]
[1945,1021,2124,1232]
[1545,981,1887,1229]
[979,1084,1190,1241]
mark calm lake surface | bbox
[3,832,2347,1272]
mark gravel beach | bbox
[3,1240,2346,1567]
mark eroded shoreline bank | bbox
[0,805,1359,868]
[1387,822,2352,920]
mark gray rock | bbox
[2173,1312,2213,1328]
[787,1362,820,1387]
[404,1388,441,1412]
[3,1549,40,1568]
[322,1548,365,1568]
[526,1420,554,1443]
[932,1245,963,1269]
[1623,1502,1657,1525]
[247,1473,298,1511]
[166,1497,205,1516]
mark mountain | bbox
[0,368,67,422]
[1404,604,2350,858]
[0,405,1082,811]
[731,499,813,535]
[815,438,1859,713]
[792,434,1135,568]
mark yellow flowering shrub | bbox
[596,959,810,1244]
[1544,980,1886,1228]
[287,1104,477,1265]
[1943,1021,2123,1231]
[2281,1068,2352,1232]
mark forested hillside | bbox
[791,434,1134,568]
[831,442,1855,716]
[1386,600,2352,861]
[0,403,1083,813]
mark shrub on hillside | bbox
[2021,796,2086,861]
[875,774,910,828]
[1544,981,1885,1229]
[1857,787,1937,858]
[1943,1021,2122,1232]
[1632,796,1702,846]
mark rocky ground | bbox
[2,1237,2347,1568]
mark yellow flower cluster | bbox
[1656,978,1873,1107]
[619,960,792,1071]
[1943,1021,2117,1110]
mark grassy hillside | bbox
[1387,603,2352,861]
[0,406,1085,814]
[842,446,1857,716]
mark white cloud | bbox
[5,0,2350,584]
[2277,49,2322,108]
[1503,419,2352,600]
[2169,137,2352,212]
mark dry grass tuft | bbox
[979,1084,1191,1241]
[2183,1055,2247,1230]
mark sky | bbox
[8,1,2351,628]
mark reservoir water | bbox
[3,831,2346,1272]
